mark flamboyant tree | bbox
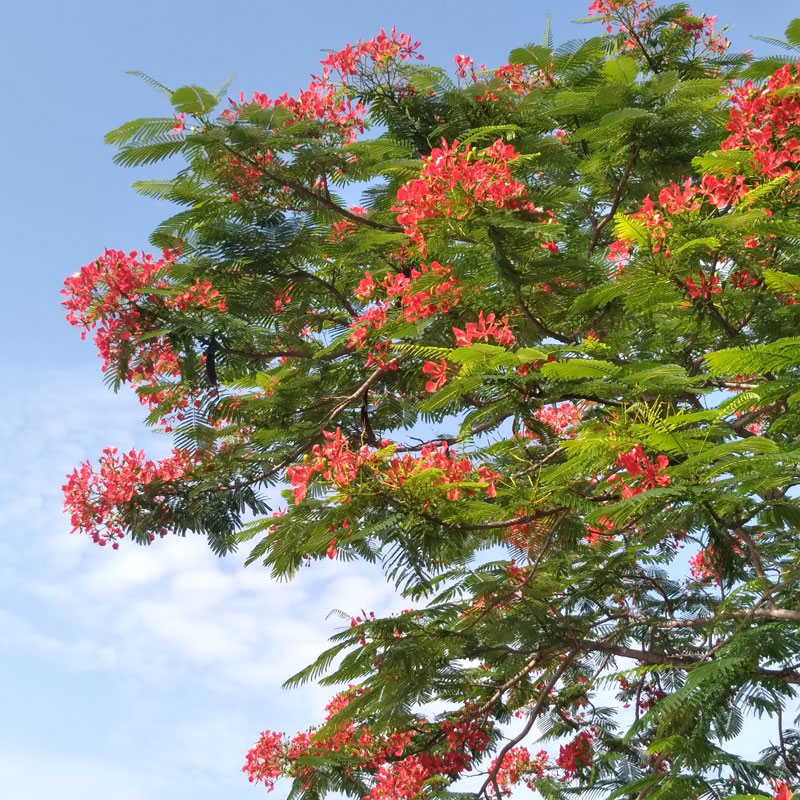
[62,3,800,798]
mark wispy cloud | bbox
[1,370,402,799]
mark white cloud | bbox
[0,370,403,799]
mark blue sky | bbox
[1,1,797,798]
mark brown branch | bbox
[288,268,358,316]
[222,143,404,233]
[514,290,573,344]
[479,651,578,800]
[326,361,400,422]
[462,506,569,532]
[587,144,641,255]
[570,637,702,667]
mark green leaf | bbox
[539,358,619,380]
[572,281,627,313]
[786,17,800,46]
[170,85,219,114]
[126,70,172,97]
[673,236,720,255]
[603,55,640,86]
[614,215,650,246]
[508,43,551,69]
[762,269,800,296]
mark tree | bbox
[61,2,800,798]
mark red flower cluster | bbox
[422,358,448,392]
[172,277,227,312]
[222,30,422,147]
[369,714,489,800]
[490,747,549,794]
[243,692,492,800]
[688,547,717,582]
[383,442,501,500]
[682,271,721,300]
[62,447,197,547]
[672,10,730,54]
[658,179,701,215]
[243,730,284,792]
[453,311,515,347]
[606,239,632,273]
[608,445,670,498]
[319,28,424,81]
[532,402,584,436]
[286,428,375,503]
[286,432,503,510]
[588,0,654,45]
[326,220,357,242]
[219,152,274,202]
[62,249,225,422]
[453,54,475,80]
[492,62,553,96]
[393,138,546,252]
[555,731,594,779]
[723,61,800,179]
[774,781,795,800]
[355,262,461,318]
[350,262,462,350]
[222,84,366,144]
[625,171,749,258]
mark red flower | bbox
[774,781,794,800]
[453,311,515,347]
[422,358,448,392]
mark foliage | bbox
[62,5,800,799]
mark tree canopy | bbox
[62,3,800,798]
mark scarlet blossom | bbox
[453,54,475,79]
[392,138,547,253]
[453,311,515,347]
[774,781,795,800]
[356,270,377,299]
[682,271,721,300]
[588,0,655,45]
[62,248,226,427]
[585,516,616,545]
[695,172,747,209]
[731,269,758,290]
[489,747,549,794]
[631,194,671,253]
[242,730,285,791]
[422,358,448,392]
[326,220,357,242]
[286,428,375,503]
[489,62,553,96]
[606,238,632,272]
[658,178,701,214]
[62,447,198,547]
[350,262,462,350]
[365,341,399,371]
[688,548,717,582]
[608,445,670,498]
[531,402,584,436]
[723,61,800,180]
[382,442,500,501]
[169,113,185,136]
[556,731,594,779]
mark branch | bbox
[326,361,400,422]
[222,142,404,232]
[462,506,569,532]
[514,290,574,344]
[587,144,640,255]
[479,651,578,799]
